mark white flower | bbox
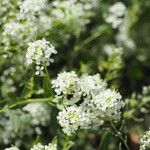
[57,105,81,135]
[2,21,38,50]
[31,143,44,150]
[79,74,106,96]
[26,39,57,76]
[23,102,50,126]
[90,89,124,119]
[52,71,78,96]
[55,72,125,134]
[103,45,123,56]
[5,147,19,150]
[105,2,126,29]
[51,0,94,35]
[31,143,57,150]
[45,143,57,150]
[2,22,24,39]
[115,16,135,49]
[140,129,150,150]
[18,0,48,20]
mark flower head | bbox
[31,142,57,150]
[26,39,57,76]
[52,71,78,96]
[57,105,81,135]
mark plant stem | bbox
[0,97,54,113]
[110,121,129,150]
[74,26,107,51]
[44,65,50,80]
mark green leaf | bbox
[51,136,57,145]
[33,136,41,145]
[21,77,34,98]
[62,141,74,150]
[43,75,53,97]
[99,132,110,150]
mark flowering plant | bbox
[0,0,150,150]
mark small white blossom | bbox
[26,39,57,76]
[45,143,57,150]
[31,143,57,150]
[140,129,150,150]
[57,105,81,135]
[79,74,106,96]
[52,71,78,96]
[105,2,126,29]
[31,143,44,150]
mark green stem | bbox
[44,65,50,79]
[74,26,106,51]
[110,121,129,150]
[0,97,54,113]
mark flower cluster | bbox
[57,105,81,134]
[1,0,50,52]
[2,21,36,51]
[26,39,57,76]
[140,129,150,150]
[51,0,94,35]
[0,104,51,145]
[52,71,78,96]
[18,0,48,21]
[105,2,126,29]
[4,142,57,150]
[23,102,50,126]
[1,0,95,53]
[0,67,17,97]
[31,143,57,150]
[0,0,21,25]
[52,72,125,135]
[0,109,32,145]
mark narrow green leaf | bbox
[99,132,110,150]
[43,75,53,97]
[21,77,34,98]
[62,141,74,150]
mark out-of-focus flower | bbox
[18,0,48,20]
[5,146,19,150]
[105,2,126,29]
[51,0,94,35]
[23,102,50,126]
